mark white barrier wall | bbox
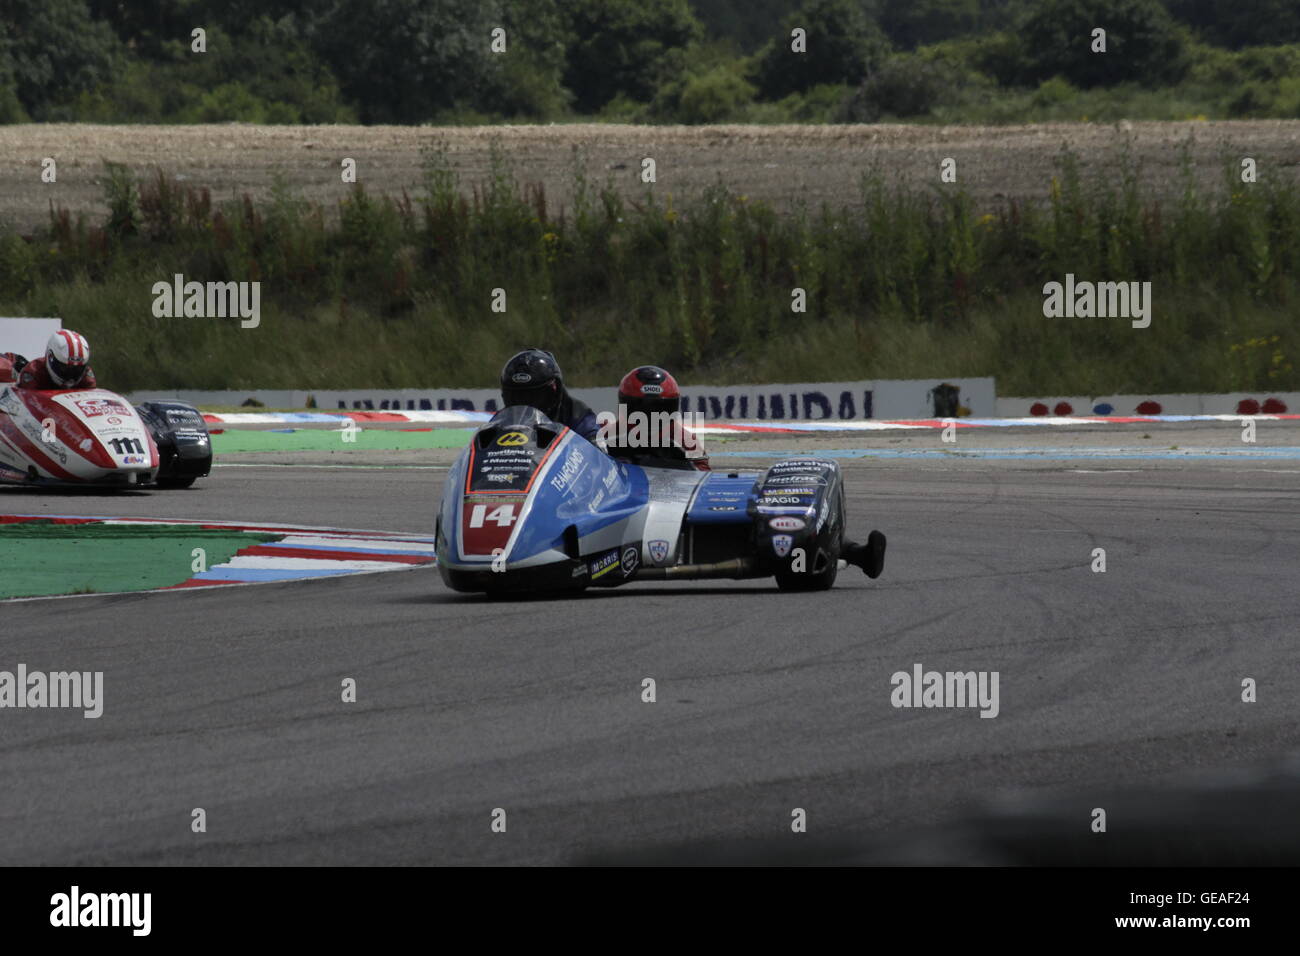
[131,378,997,420]
[997,393,1299,417]
[0,317,62,359]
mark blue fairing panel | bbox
[438,446,471,556]
[686,471,761,525]
[509,436,650,561]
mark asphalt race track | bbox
[3,422,1298,865]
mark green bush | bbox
[839,54,962,121]
[0,234,38,298]
[0,84,28,123]
[1032,76,1078,108]
[751,0,890,100]
[1168,0,1300,49]
[561,0,702,112]
[3,0,122,118]
[768,83,851,122]
[1015,0,1187,88]
[44,20,357,125]
[922,31,1026,87]
[879,0,982,50]
[665,64,756,123]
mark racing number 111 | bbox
[109,437,146,455]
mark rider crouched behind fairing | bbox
[599,365,710,471]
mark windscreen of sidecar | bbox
[476,405,564,450]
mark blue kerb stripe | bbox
[717,447,1300,461]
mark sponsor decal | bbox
[648,539,670,564]
[817,499,829,532]
[19,416,71,464]
[473,447,537,490]
[511,372,532,384]
[772,534,793,557]
[641,384,663,395]
[768,516,806,531]
[765,474,827,485]
[74,397,130,418]
[95,426,146,441]
[572,564,588,578]
[760,495,812,505]
[483,449,534,462]
[590,549,620,579]
[588,488,605,512]
[621,547,639,574]
[549,446,586,494]
[768,459,833,474]
[497,431,528,446]
[764,486,817,496]
[106,416,122,425]
[122,454,146,465]
[603,469,619,491]
[709,505,737,512]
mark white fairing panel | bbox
[51,391,155,470]
[0,386,156,483]
[639,467,710,566]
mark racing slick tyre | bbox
[774,489,844,592]
[864,529,886,579]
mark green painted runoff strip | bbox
[0,522,280,599]
[210,428,475,454]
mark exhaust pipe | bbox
[636,557,757,580]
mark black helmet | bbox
[500,349,564,418]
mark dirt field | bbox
[2,121,1299,233]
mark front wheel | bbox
[774,523,842,592]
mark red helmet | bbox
[618,365,681,418]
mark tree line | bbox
[3,0,1300,125]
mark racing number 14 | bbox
[469,503,518,528]
[109,437,146,455]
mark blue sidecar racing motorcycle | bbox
[435,406,886,593]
